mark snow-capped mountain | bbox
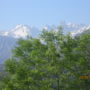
[9,24,30,38]
[59,22,87,34]
[71,25,90,36]
[0,25,40,63]
[1,24,41,38]
[0,23,90,63]
[0,22,88,39]
[1,24,31,38]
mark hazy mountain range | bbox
[0,22,90,63]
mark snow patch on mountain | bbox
[1,24,31,38]
[9,24,30,38]
[71,25,90,36]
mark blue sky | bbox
[0,0,90,30]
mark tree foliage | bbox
[1,28,90,90]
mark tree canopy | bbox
[1,28,90,90]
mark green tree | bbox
[1,27,90,90]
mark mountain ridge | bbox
[0,23,90,63]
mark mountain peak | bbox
[1,24,30,38]
[71,25,90,36]
[0,23,89,38]
[10,24,30,38]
